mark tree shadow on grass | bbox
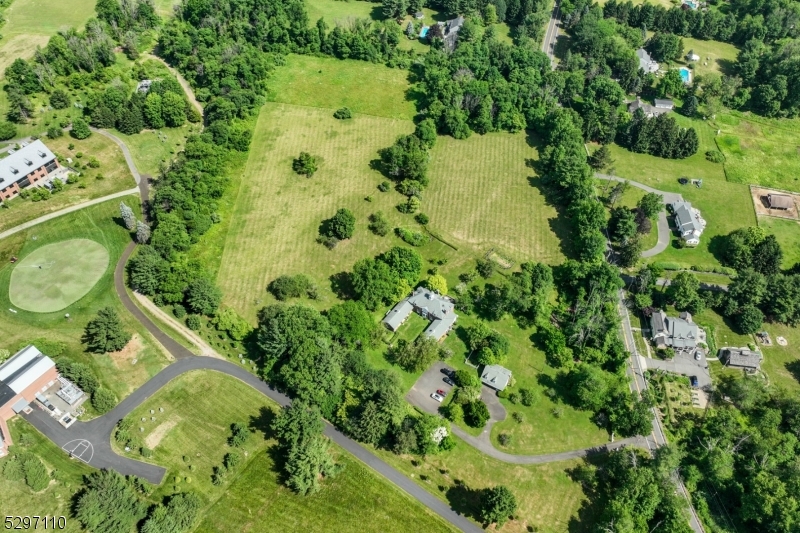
[329,271,354,300]
[565,457,608,533]
[445,481,485,522]
[525,168,575,259]
[249,406,276,441]
[536,372,576,407]
[786,360,800,386]
[707,234,728,265]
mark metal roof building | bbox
[480,365,512,391]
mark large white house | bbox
[382,287,458,341]
[671,201,706,245]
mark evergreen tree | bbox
[143,92,165,129]
[49,89,71,109]
[119,201,136,231]
[116,106,144,135]
[326,208,356,240]
[75,469,147,533]
[293,152,319,177]
[84,307,132,353]
[186,277,222,316]
[683,95,698,117]
[161,92,186,127]
[135,220,151,244]
[91,105,117,128]
[127,246,167,296]
[480,486,518,527]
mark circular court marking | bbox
[9,239,109,313]
[63,439,94,464]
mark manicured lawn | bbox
[216,102,415,319]
[306,0,381,24]
[373,440,599,533]
[758,216,800,269]
[0,201,170,408]
[606,117,757,270]
[759,322,800,392]
[0,133,138,233]
[595,178,659,251]
[267,54,416,120]
[123,370,457,533]
[0,417,93,531]
[672,37,739,77]
[152,0,181,16]
[714,112,800,192]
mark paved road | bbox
[542,0,561,67]
[408,364,645,464]
[596,174,684,258]
[616,290,706,533]
[0,188,140,241]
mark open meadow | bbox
[121,370,458,533]
[0,201,170,407]
[0,0,95,73]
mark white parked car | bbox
[430,393,444,403]
[695,352,702,361]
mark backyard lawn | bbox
[758,216,800,269]
[0,201,170,409]
[121,370,458,533]
[673,37,739,78]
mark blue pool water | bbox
[420,26,430,38]
[679,67,692,84]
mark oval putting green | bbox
[9,239,110,313]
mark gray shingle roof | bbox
[672,201,703,236]
[0,140,57,191]
[481,365,512,391]
[382,300,414,331]
[722,348,762,369]
[767,194,793,209]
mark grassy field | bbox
[216,102,416,318]
[0,201,170,408]
[426,132,568,265]
[0,417,93,530]
[373,440,598,533]
[122,370,457,533]
[0,0,95,73]
[675,37,738,77]
[757,216,800,269]
[111,125,195,177]
[714,112,800,192]
[9,238,109,312]
[267,54,416,120]
[759,322,800,392]
[0,133,138,233]
[605,116,757,270]
[595,178,659,251]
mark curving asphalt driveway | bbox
[595,174,684,258]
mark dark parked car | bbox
[443,377,455,387]
[690,376,699,388]
[440,368,454,377]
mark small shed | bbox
[414,11,424,19]
[720,348,762,372]
[767,193,793,210]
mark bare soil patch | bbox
[751,185,800,220]
[145,417,179,449]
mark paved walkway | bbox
[0,188,139,241]
[596,174,684,258]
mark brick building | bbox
[0,346,58,456]
[0,140,60,202]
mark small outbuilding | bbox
[720,348,763,373]
[414,11,424,19]
[480,365,512,391]
[686,52,700,62]
[766,193,794,210]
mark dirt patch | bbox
[145,417,179,449]
[109,334,144,368]
[750,185,800,220]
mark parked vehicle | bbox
[695,352,702,361]
[440,368,454,377]
[690,376,699,388]
[436,389,447,397]
[443,377,455,387]
[430,393,444,402]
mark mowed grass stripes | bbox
[425,132,567,265]
[217,103,415,318]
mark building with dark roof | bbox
[382,287,458,341]
[441,16,465,52]
[636,48,659,73]
[0,346,58,456]
[0,140,60,202]
[767,193,794,210]
[720,348,762,372]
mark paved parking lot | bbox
[642,350,712,389]
[406,361,456,415]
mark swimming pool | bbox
[679,67,692,84]
[419,26,430,38]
